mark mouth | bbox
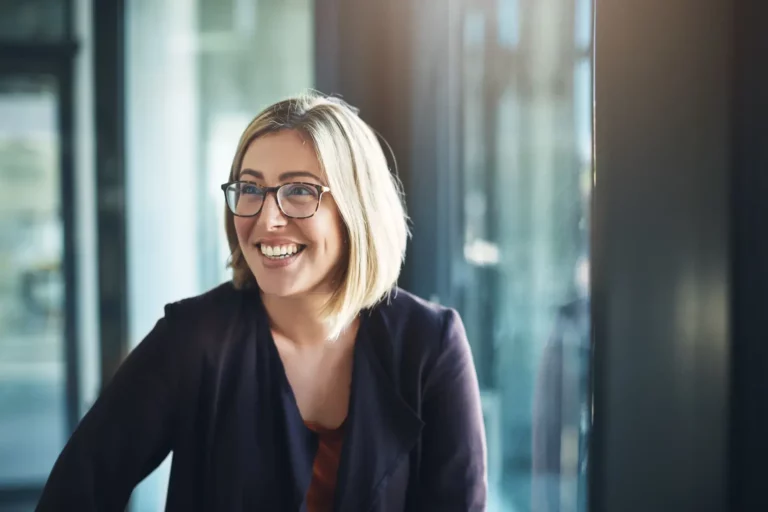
[255,242,307,262]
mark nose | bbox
[259,191,287,229]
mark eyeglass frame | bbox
[220,181,332,219]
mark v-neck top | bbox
[304,420,346,512]
[260,296,354,512]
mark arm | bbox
[36,306,183,511]
[418,309,488,511]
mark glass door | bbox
[0,66,77,508]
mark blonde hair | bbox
[225,91,409,340]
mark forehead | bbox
[239,130,322,181]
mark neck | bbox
[261,291,334,345]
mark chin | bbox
[255,278,305,299]
[256,274,338,302]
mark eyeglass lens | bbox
[225,182,320,218]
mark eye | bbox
[285,184,317,197]
[240,183,263,195]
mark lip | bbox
[256,245,306,269]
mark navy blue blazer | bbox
[36,283,487,511]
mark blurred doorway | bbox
[0,57,78,510]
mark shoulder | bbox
[147,282,263,375]
[375,287,451,328]
[368,289,474,405]
[164,281,242,318]
[169,280,240,307]
[371,287,465,355]
[161,281,253,340]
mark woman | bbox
[37,92,487,511]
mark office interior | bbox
[0,0,766,511]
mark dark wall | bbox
[592,0,732,510]
[730,0,768,510]
[314,0,453,301]
[314,0,412,184]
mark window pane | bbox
[455,1,592,510]
[126,0,313,509]
[0,0,67,41]
[0,75,67,486]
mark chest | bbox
[168,312,426,512]
[273,334,355,428]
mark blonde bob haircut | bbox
[224,91,409,340]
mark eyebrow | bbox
[239,169,322,183]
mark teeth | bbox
[260,243,301,259]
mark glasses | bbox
[221,181,331,219]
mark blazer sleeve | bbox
[418,308,488,511]
[36,305,185,511]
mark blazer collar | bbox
[332,306,424,512]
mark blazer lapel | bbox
[334,309,424,512]
[210,290,317,511]
[254,291,318,511]
[202,292,262,510]
[273,339,319,511]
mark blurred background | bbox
[0,0,591,510]
[1,0,766,511]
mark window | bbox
[453,0,592,510]
[0,73,67,490]
[0,0,69,42]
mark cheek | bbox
[325,214,346,259]
[306,212,345,258]
[333,219,346,254]
[234,217,255,244]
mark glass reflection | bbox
[454,0,592,510]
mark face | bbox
[233,130,346,299]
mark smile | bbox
[258,242,306,259]
[255,243,307,267]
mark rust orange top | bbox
[304,421,345,512]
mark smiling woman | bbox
[36,92,488,512]
[223,96,411,342]
[228,128,350,318]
